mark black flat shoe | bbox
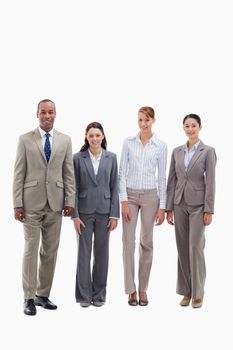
[139,299,149,306]
[24,299,37,316]
[34,295,57,310]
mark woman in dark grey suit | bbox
[166,114,216,308]
[73,122,119,307]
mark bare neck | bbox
[140,132,153,144]
[89,147,102,158]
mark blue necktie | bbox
[44,133,51,162]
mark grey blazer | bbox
[73,149,120,218]
[166,141,216,213]
[13,128,75,211]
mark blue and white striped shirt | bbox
[119,133,167,208]
[184,140,200,171]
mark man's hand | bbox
[14,207,25,222]
[63,206,73,217]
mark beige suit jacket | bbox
[166,141,216,213]
[13,128,75,211]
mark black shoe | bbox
[34,295,57,310]
[24,299,37,316]
[128,292,138,306]
[139,299,149,306]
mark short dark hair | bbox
[80,122,107,152]
[183,114,201,126]
[37,99,56,115]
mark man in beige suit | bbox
[13,99,75,316]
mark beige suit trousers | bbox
[174,199,206,299]
[122,189,159,294]
[23,204,62,299]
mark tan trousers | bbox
[23,204,62,299]
[122,188,159,294]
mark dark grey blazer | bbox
[166,141,217,213]
[73,149,120,218]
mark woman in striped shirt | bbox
[119,106,167,306]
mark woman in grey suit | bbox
[73,122,119,307]
[166,114,216,308]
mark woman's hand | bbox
[155,208,165,225]
[204,212,212,226]
[121,201,131,222]
[166,211,174,225]
[107,218,118,231]
[73,218,85,235]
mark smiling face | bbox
[86,127,105,153]
[37,101,56,132]
[183,117,202,142]
[138,111,155,134]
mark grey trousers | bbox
[75,213,110,303]
[122,189,159,294]
[174,200,206,299]
[23,204,62,299]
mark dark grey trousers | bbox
[75,213,110,303]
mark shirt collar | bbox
[38,127,54,138]
[135,132,158,145]
[184,140,201,151]
[88,148,102,161]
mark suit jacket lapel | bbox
[82,150,98,185]
[177,147,186,175]
[96,150,108,182]
[187,141,205,173]
[33,128,47,162]
[49,129,58,164]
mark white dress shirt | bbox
[38,127,54,149]
[119,133,167,208]
[88,149,102,175]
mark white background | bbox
[0,0,232,349]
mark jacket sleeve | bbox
[110,154,120,218]
[166,150,177,211]
[72,155,80,218]
[62,137,75,208]
[204,147,217,213]
[13,136,26,208]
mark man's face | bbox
[37,101,56,132]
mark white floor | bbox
[2,217,232,350]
